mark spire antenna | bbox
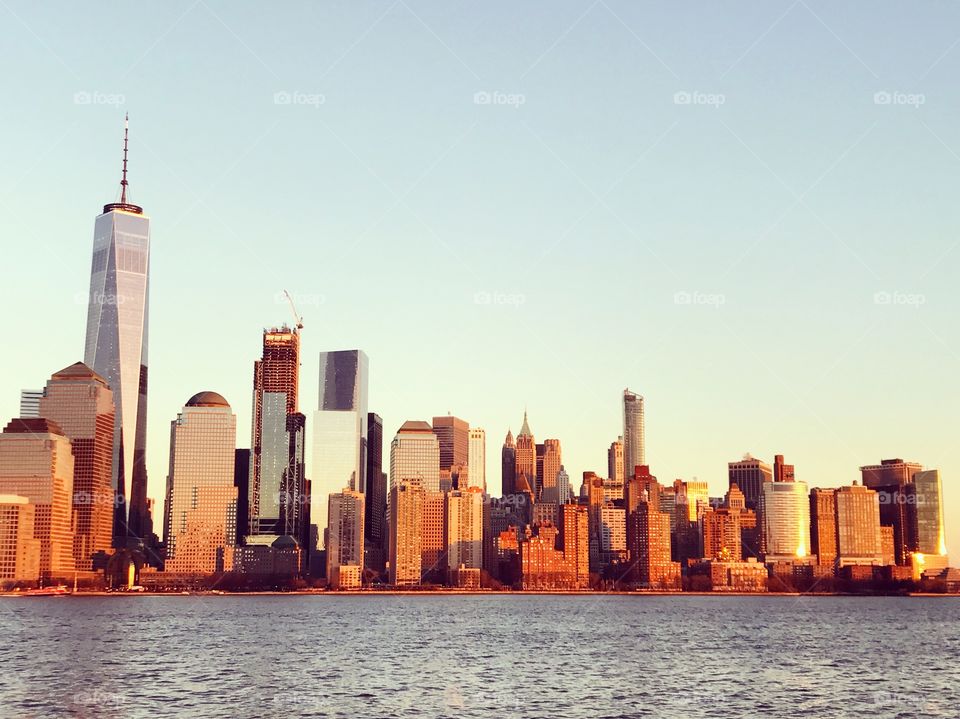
[120,113,129,205]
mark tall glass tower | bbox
[83,115,151,545]
[622,389,645,478]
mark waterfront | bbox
[1,595,957,718]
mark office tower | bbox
[327,489,365,589]
[515,412,537,499]
[539,439,562,504]
[809,488,838,567]
[0,419,75,577]
[249,327,306,546]
[312,350,369,545]
[761,480,810,561]
[389,478,424,586]
[608,437,624,484]
[467,428,486,492]
[432,415,468,473]
[912,470,947,557]
[446,487,484,583]
[559,503,590,588]
[364,413,386,572]
[725,484,759,558]
[773,454,795,483]
[597,504,627,566]
[483,498,522,581]
[860,458,923,564]
[0,495,41,581]
[83,117,151,544]
[622,390,645,476]
[728,455,773,510]
[626,492,679,587]
[501,430,517,496]
[390,421,440,493]
[37,362,115,571]
[163,393,237,574]
[234,449,250,544]
[18,390,42,419]
[421,492,446,583]
[679,480,710,522]
[835,484,883,567]
[702,507,742,561]
[557,467,572,504]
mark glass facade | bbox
[912,470,947,556]
[622,389,645,477]
[389,422,440,494]
[761,481,811,560]
[83,207,151,543]
[466,428,486,492]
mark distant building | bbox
[162,392,237,575]
[432,416,469,474]
[38,362,115,571]
[773,454,795,483]
[691,558,768,592]
[607,437,624,485]
[446,487,484,583]
[327,489,364,589]
[233,449,250,544]
[559,503,590,588]
[501,430,517,497]
[520,523,576,589]
[467,428,486,492]
[0,495,41,582]
[728,455,772,510]
[364,413,386,574]
[390,421,440,494]
[622,390,645,476]
[515,412,537,499]
[835,484,883,567]
[539,439,562,504]
[912,470,947,559]
[809,488,838,568]
[421,492,446,584]
[702,507,742,561]
[860,458,923,565]
[483,498,523,582]
[389,478,424,586]
[18,390,42,419]
[0,419,75,577]
[597,504,627,567]
[761,481,810,562]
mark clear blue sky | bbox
[1,2,958,553]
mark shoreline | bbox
[2,590,956,598]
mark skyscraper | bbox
[327,489,365,589]
[389,477,424,586]
[515,412,536,498]
[773,454,795,483]
[761,480,810,562]
[83,116,151,545]
[389,421,440,493]
[809,488,838,567]
[501,430,516,497]
[364,412,386,573]
[248,327,306,547]
[467,427,486,493]
[312,350,369,548]
[608,437,624,484]
[912,470,947,558]
[860,458,924,564]
[163,392,237,574]
[446,487,484,583]
[728,455,773,510]
[432,415,469,473]
[622,390,645,476]
[38,362,115,571]
[0,419,75,577]
[18,390,42,419]
[539,439,562,504]
[0,495,41,582]
[835,484,883,567]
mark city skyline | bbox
[2,3,959,559]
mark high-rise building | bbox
[860,458,924,565]
[18,390,42,419]
[559,503,590,588]
[539,439,562,504]
[809,488,838,567]
[83,116,151,544]
[163,393,237,574]
[728,455,773,510]
[446,487,484,583]
[233,449,250,544]
[389,478,424,586]
[421,492,447,583]
[312,350,369,546]
[390,421,440,493]
[467,428,486,493]
[557,466,572,504]
[0,495,41,582]
[0,419,75,577]
[515,412,537,499]
[912,470,947,558]
[432,416,468,474]
[327,489,365,589]
[702,507,742,561]
[622,390,645,476]
[364,413,386,573]
[835,484,883,567]
[501,430,516,496]
[38,363,115,571]
[773,454,795,483]
[608,437,624,484]
[248,327,307,549]
[761,480,810,562]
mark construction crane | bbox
[283,290,304,330]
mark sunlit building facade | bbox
[608,437,624,484]
[163,393,237,574]
[810,488,838,567]
[622,390,645,476]
[912,470,947,559]
[432,415,468,473]
[835,484,883,567]
[390,421,440,494]
[0,495,41,582]
[389,478,424,586]
[0,419,75,577]
[728,455,773,510]
[38,363,115,571]
[761,480,810,562]
[18,390,42,419]
[327,489,364,589]
[467,427,486,492]
[446,487,484,581]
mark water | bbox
[0,595,957,718]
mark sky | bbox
[1,1,958,554]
